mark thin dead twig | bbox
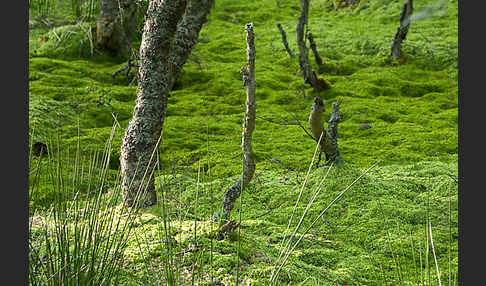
[256,114,316,141]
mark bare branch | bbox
[296,0,330,91]
[276,23,295,58]
[307,32,323,66]
[217,23,257,222]
[256,114,316,141]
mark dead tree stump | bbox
[391,0,413,60]
[308,97,344,167]
[32,142,48,157]
[216,23,257,223]
[297,0,330,91]
[97,0,138,58]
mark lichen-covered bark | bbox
[97,0,138,57]
[296,0,329,91]
[391,0,413,60]
[241,23,257,189]
[168,0,214,89]
[218,23,257,221]
[276,23,294,58]
[308,97,343,166]
[324,100,344,164]
[120,0,187,207]
[120,0,214,208]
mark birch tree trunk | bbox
[120,0,214,207]
[217,23,257,222]
[120,0,187,207]
[97,0,138,58]
[296,0,329,91]
[168,0,215,89]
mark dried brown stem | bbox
[256,114,316,141]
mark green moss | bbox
[29,0,458,283]
[35,23,96,59]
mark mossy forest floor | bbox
[29,0,458,284]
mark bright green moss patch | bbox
[111,160,456,285]
[29,0,458,283]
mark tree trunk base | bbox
[122,187,157,208]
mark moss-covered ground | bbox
[29,0,458,284]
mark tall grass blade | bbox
[271,132,323,281]
[272,153,388,283]
[28,122,138,285]
[410,230,419,285]
[192,159,201,285]
[429,222,442,286]
[272,160,333,284]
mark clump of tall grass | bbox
[70,0,98,21]
[28,122,139,285]
[29,0,98,22]
[374,176,458,286]
[128,150,214,284]
[269,136,388,284]
[29,0,55,18]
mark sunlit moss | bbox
[29,0,458,283]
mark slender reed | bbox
[29,0,55,18]
[28,122,139,286]
[273,132,324,276]
[376,199,403,286]
[272,157,333,283]
[410,230,419,285]
[192,160,201,285]
[271,154,388,283]
[429,222,442,286]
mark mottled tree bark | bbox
[308,97,343,166]
[111,0,214,85]
[120,0,188,207]
[120,0,214,208]
[297,0,329,91]
[217,23,257,222]
[391,0,413,60]
[306,32,323,67]
[97,0,138,58]
[168,0,215,89]
[276,23,294,58]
